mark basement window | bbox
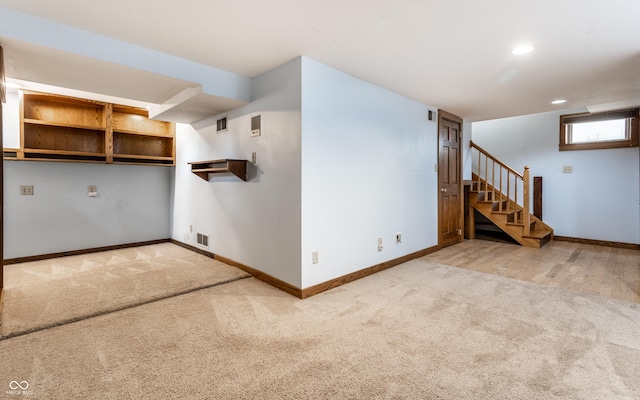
[560,108,639,151]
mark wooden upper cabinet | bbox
[21,92,108,162]
[23,93,107,129]
[16,90,175,166]
[111,105,175,165]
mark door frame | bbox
[437,109,464,247]
[0,45,4,301]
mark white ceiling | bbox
[1,0,639,121]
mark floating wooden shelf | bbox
[189,159,248,181]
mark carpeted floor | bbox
[0,243,250,339]
[0,248,638,399]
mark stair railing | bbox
[470,141,531,235]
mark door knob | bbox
[441,188,447,192]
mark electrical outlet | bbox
[190,225,193,233]
[396,233,402,243]
[312,251,319,264]
[378,237,383,251]
[251,152,257,164]
[87,185,98,197]
[562,166,573,173]
[20,185,34,195]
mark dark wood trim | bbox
[438,109,463,124]
[554,236,640,250]
[171,240,441,299]
[3,239,171,265]
[1,84,4,291]
[300,245,441,299]
[170,239,302,298]
[0,47,5,291]
[438,109,464,248]
[559,108,639,151]
[533,176,542,220]
[214,254,302,298]
[469,141,523,178]
[169,239,216,259]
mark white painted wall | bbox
[300,57,439,288]
[472,109,640,244]
[2,90,172,259]
[171,58,302,287]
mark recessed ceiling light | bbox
[551,99,567,105]
[512,45,534,55]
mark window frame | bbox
[559,108,639,151]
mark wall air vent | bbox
[197,233,209,247]
[216,117,227,132]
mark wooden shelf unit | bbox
[111,105,175,165]
[189,159,248,181]
[21,92,107,161]
[12,91,175,166]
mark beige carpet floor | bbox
[0,252,638,399]
[0,243,250,338]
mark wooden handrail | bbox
[470,141,522,179]
[471,141,532,235]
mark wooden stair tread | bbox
[492,211,516,215]
[522,230,552,239]
[470,175,553,248]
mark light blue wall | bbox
[2,91,172,259]
[171,57,302,287]
[473,109,640,244]
[3,161,172,258]
[300,57,439,288]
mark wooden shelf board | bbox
[188,159,243,165]
[24,118,105,131]
[3,148,20,159]
[112,105,147,116]
[112,160,175,167]
[113,154,173,161]
[189,159,248,181]
[23,148,106,157]
[191,167,229,173]
[23,91,107,106]
[113,129,173,138]
[20,158,107,164]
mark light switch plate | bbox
[251,115,261,137]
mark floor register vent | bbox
[197,233,209,247]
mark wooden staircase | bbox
[469,141,553,248]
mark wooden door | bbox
[0,46,4,294]
[438,110,463,247]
